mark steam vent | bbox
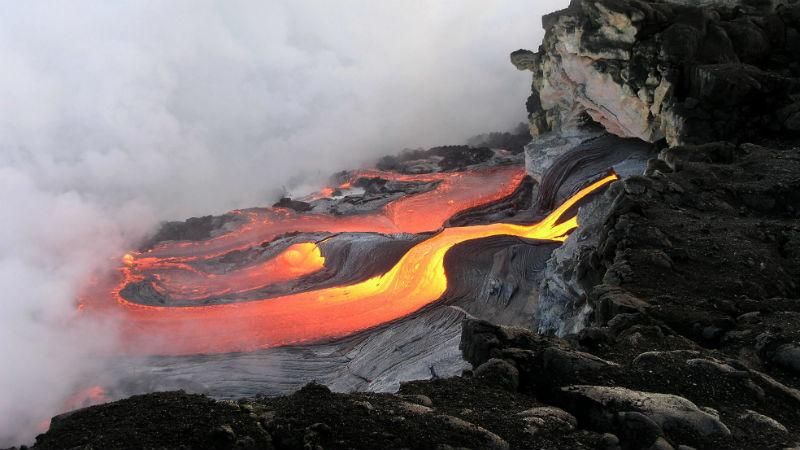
[18,1,800,449]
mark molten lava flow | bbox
[41,385,110,431]
[83,173,617,355]
[142,166,525,261]
[130,243,325,301]
[110,167,524,303]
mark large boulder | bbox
[559,385,731,441]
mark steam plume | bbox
[0,1,568,445]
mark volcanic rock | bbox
[770,342,800,374]
[140,213,247,249]
[514,0,800,145]
[272,197,313,212]
[516,406,578,434]
[541,347,619,378]
[559,385,731,438]
[739,409,788,434]
[376,145,495,173]
[473,358,520,392]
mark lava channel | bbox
[81,173,617,355]
[142,166,526,261]
[110,166,526,304]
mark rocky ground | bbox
[21,138,800,450]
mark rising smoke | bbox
[0,0,568,445]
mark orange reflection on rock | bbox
[63,385,109,411]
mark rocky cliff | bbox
[529,0,800,337]
[513,0,800,146]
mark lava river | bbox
[81,167,617,356]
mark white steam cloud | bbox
[0,0,568,445]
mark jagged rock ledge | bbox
[512,0,800,146]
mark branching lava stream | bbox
[81,169,617,356]
[117,167,525,301]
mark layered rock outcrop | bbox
[513,0,800,146]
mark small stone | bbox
[259,411,276,426]
[308,422,332,437]
[772,343,800,374]
[352,400,374,411]
[624,178,649,195]
[210,424,236,447]
[435,415,509,450]
[233,436,256,450]
[298,382,332,396]
[616,411,664,445]
[219,400,240,410]
[649,437,675,450]
[474,358,520,391]
[510,49,538,71]
[785,111,800,131]
[578,327,615,349]
[542,347,618,377]
[737,311,761,323]
[238,403,254,414]
[740,410,788,433]
[601,433,621,450]
[701,326,725,342]
[516,406,577,431]
[399,401,433,415]
[401,394,433,407]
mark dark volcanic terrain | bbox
[27,139,800,450]
[18,0,800,449]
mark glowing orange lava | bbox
[129,243,325,301]
[63,386,109,411]
[142,166,526,261]
[81,173,617,355]
[110,167,525,303]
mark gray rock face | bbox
[514,0,800,146]
[739,409,789,433]
[527,131,654,207]
[517,406,578,436]
[531,132,655,335]
[535,182,621,335]
[559,385,732,437]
